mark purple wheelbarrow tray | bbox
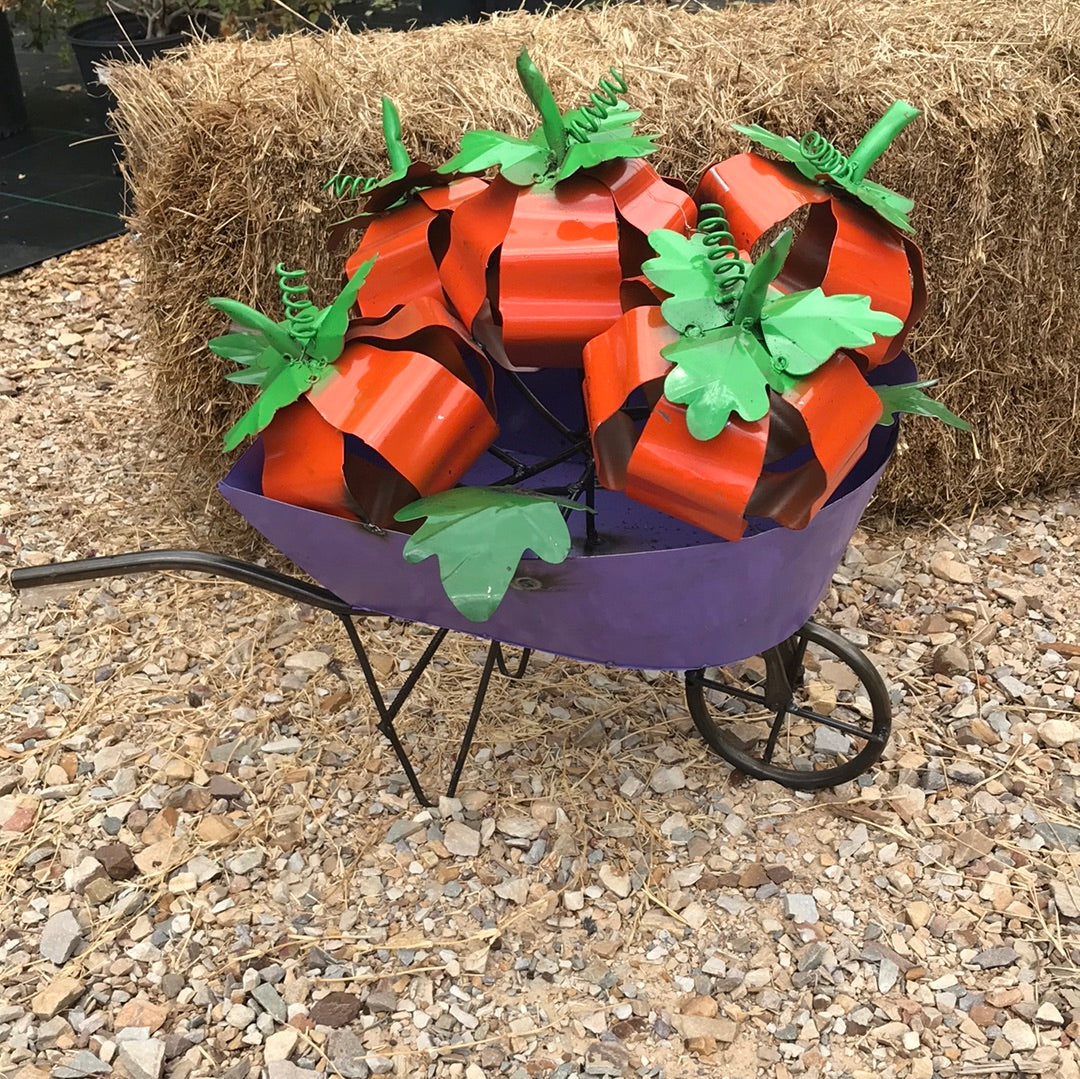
[219,358,910,672]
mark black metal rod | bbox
[490,437,593,488]
[10,550,358,617]
[446,640,502,798]
[492,643,531,679]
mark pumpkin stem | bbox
[381,97,411,175]
[846,101,919,183]
[516,48,568,168]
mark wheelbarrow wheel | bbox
[684,622,891,790]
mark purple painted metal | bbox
[219,356,913,671]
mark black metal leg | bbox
[337,617,532,806]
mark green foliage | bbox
[874,380,971,430]
[438,48,655,188]
[733,101,920,232]
[210,258,374,451]
[394,487,590,621]
[645,225,903,439]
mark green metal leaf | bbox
[438,129,552,182]
[661,328,773,441]
[207,298,298,358]
[732,229,792,328]
[761,288,904,375]
[643,230,733,334]
[306,258,376,365]
[556,132,657,181]
[394,487,589,621]
[875,380,971,431]
[732,102,919,232]
[208,332,267,364]
[223,363,329,452]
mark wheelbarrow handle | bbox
[9,549,359,617]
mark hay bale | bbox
[107,0,1080,524]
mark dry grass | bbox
[106,0,1080,525]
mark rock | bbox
[264,1027,300,1063]
[953,828,995,867]
[267,1064,321,1079]
[326,1029,369,1077]
[366,1057,393,1076]
[931,644,969,675]
[1036,1002,1064,1026]
[208,775,245,800]
[598,864,631,898]
[95,843,137,881]
[970,947,1020,970]
[649,765,686,794]
[114,998,169,1034]
[252,982,288,1023]
[226,849,265,875]
[195,816,239,846]
[50,1050,111,1077]
[673,1014,737,1042]
[930,553,973,584]
[0,793,40,833]
[1038,719,1080,748]
[905,902,932,931]
[1052,879,1080,918]
[496,812,541,839]
[890,784,926,822]
[309,992,361,1028]
[31,977,84,1019]
[261,738,302,754]
[116,1039,166,1079]
[225,1003,256,1029]
[284,650,331,672]
[1036,822,1080,850]
[160,973,184,1001]
[443,821,481,858]
[783,894,819,923]
[1002,1018,1037,1052]
[493,877,529,904]
[40,910,83,966]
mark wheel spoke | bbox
[782,703,888,744]
[761,707,787,763]
[693,676,770,708]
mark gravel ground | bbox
[2,238,1080,1079]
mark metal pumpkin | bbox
[436,49,696,370]
[696,103,926,371]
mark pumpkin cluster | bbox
[208,51,967,619]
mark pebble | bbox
[31,977,84,1019]
[40,911,83,966]
[1038,718,1080,748]
[116,1039,165,1079]
[309,993,361,1028]
[50,1050,110,1078]
[649,765,686,794]
[783,894,819,923]
[264,1028,300,1063]
[443,821,481,857]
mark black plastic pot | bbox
[0,11,28,138]
[68,12,184,131]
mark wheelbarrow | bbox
[9,357,908,806]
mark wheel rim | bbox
[684,622,891,790]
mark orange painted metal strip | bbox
[789,353,882,514]
[345,296,491,403]
[593,157,698,236]
[346,200,444,320]
[440,177,520,333]
[498,175,624,369]
[626,405,770,542]
[260,399,357,520]
[307,341,498,496]
[582,305,675,490]
[825,200,913,368]
[418,176,488,213]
